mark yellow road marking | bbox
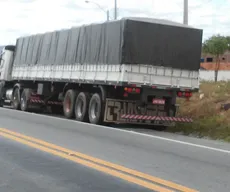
[0,131,172,192]
[0,128,198,192]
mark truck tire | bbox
[88,93,103,125]
[74,92,90,122]
[0,99,3,107]
[63,89,77,119]
[12,87,21,110]
[20,89,32,111]
[0,83,5,107]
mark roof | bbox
[122,17,198,29]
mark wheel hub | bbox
[21,97,25,108]
[90,101,98,119]
[76,100,83,117]
[65,95,71,113]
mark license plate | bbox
[152,99,165,105]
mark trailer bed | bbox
[11,17,202,90]
[12,63,199,90]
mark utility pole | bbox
[114,0,117,20]
[183,0,188,25]
[107,10,110,21]
[85,0,110,21]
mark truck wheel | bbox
[0,99,3,107]
[0,84,5,107]
[63,89,77,119]
[20,89,32,111]
[88,93,103,125]
[74,92,90,122]
[12,87,21,110]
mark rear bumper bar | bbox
[121,114,193,123]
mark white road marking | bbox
[1,107,230,154]
[128,131,230,154]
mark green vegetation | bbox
[168,81,230,142]
[202,35,229,81]
[226,36,230,51]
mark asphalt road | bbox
[0,136,153,192]
[0,107,230,192]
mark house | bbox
[201,51,230,63]
[200,51,230,70]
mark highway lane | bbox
[0,136,154,192]
[0,108,230,191]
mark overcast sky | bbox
[0,0,229,45]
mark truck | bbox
[0,17,203,129]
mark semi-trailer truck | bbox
[0,17,203,129]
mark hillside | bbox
[168,81,230,142]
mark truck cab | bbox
[0,45,15,81]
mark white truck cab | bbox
[0,45,15,81]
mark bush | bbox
[168,81,230,142]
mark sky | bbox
[0,0,229,45]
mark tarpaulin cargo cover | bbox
[13,17,203,71]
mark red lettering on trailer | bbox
[104,98,191,126]
[152,99,165,105]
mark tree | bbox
[225,36,230,51]
[202,35,228,82]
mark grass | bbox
[168,81,230,142]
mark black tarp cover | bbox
[13,17,203,71]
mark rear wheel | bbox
[0,99,3,107]
[20,89,32,111]
[63,89,77,119]
[0,83,5,107]
[12,87,21,110]
[88,93,103,125]
[74,92,90,122]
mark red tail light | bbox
[185,92,190,97]
[177,92,183,97]
[124,87,141,94]
[135,88,141,93]
[185,92,192,97]
[178,91,192,98]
